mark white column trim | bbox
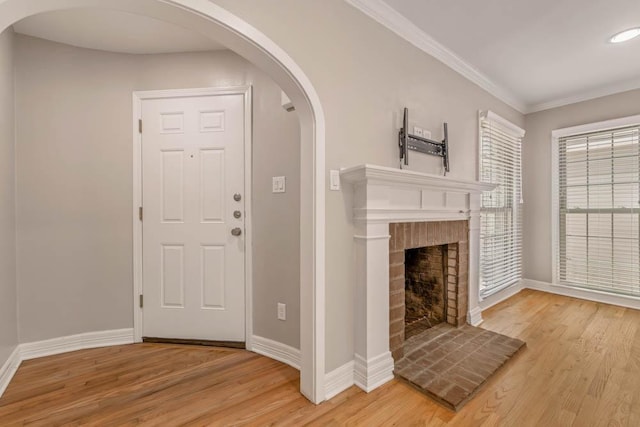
[353,352,394,393]
[324,360,355,400]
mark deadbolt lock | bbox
[231,227,242,236]
[233,210,242,219]
[233,193,242,202]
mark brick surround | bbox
[389,220,469,360]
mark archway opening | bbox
[0,0,325,403]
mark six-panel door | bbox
[142,93,245,342]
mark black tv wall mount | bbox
[398,107,449,173]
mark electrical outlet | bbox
[423,129,432,139]
[272,176,286,193]
[413,126,424,137]
[277,303,286,321]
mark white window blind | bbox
[479,112,524,298]
[558,125,640,296]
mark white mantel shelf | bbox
[341,164,495,224]
[340,164,495,193]
[341,164,492,395]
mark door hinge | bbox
[139,206,143,221]
[139,294,144,308]
[138,119,143,133]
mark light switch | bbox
[330,170,341,191]
[272,176,286,193]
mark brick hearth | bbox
[389,220,469,361]
[395,323,525,411]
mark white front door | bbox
[141,91,247,342]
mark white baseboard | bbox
[479,281,524,312]
[0,345,21,397]
[353,352,394,392]
[468,307,483,326]
[324,360,355,400]
[20,328,134,361]
[0,328,134,398]
[523,279,640,310]
[251,335,301,371]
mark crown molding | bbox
[345,0,527,114]
[346,0,640,115]
[526,76,640,114]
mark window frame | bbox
[551,114,640,290]
[478,111,525,299]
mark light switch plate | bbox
[272,176,286,193]
[330,170,341,191]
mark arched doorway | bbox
[0,0,326,403]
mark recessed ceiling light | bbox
[610,28,640,43]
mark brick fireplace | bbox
[389,221,469,360]
[404,245,448,330]
[340,164,494,394]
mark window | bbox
[556,122,640,296]
[479,111,525,298]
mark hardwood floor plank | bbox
[2,289,640,425]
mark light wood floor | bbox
[2,289,640,426]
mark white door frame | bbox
[132,86,253,348]
[0,0,326,403]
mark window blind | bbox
[558,125,640,296]
[479,112,524,298]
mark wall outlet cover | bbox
[277,303,286,320]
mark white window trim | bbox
[477,110,525,300]
[481,110,526,138]
[551,113,640,286]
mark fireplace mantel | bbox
[341,164,495,394]
[340,164,495,193]
[341,164,494,223]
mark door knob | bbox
[231,227,242,236]
[233,193,242,202]
[233,210,242,219]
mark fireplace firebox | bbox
[389,221,468,361]
[404,245,447,337]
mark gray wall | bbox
[523,89,640,283]
[211,0,524,372]
[12,0,529,374]
[0,27,17,367]
[14,35,300,347]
